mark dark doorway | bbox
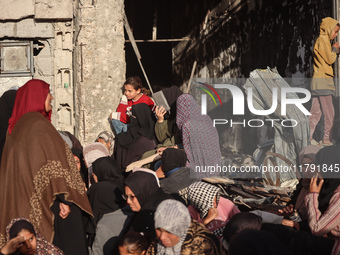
[125,0,173,92]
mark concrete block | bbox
[16,19,54,38]
[54,50,72,69]
[0,0,34,20]
[35,0,73,20]
[0,23,15,38]
[35,56,53,76]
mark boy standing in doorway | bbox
[309,17,340,145]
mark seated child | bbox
[1,217,64,255]
[109,76,155,135]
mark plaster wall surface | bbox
[73,0,126,144]
[35,0,73,20]
[0,0,34,20]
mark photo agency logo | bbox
[195,79,312,128]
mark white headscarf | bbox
[154,199,191,255]
[83,142,109,168]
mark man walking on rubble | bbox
[309,17,340,146]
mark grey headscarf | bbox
[95,130,115,155]
[154,199,191,255]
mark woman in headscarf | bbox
[115,103,157,171]
[123,170,172,239]
[136,86,183,170]
[72,147,89,189]
[89,156,125,225]
[176,94,222,179]
[305,145,340,255]
[279,145,320,226]
[83,142,110,186]
[0,79,93,255]
[187,182,240,240]
[146,199,222,255]
[155,148,197,204]
[224,212,289,254]
[0,217,64,255]
[88,156,128,255]
[94,130,115,157]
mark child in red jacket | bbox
[109,76,155,134]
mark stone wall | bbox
[73,0,125,144]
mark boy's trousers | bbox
[309,95,334,142]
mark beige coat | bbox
[311,17,339,96]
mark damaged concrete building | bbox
[0,0,125,144]
[0,0,338,152]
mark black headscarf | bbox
[223,212,262,243]
[0,90,16,165]
[92,156,123,184]
[161,87,182,144]
[124,171,160,207]
[72,147,89,188]
[116,103,156,149]
[162,148,187,173]
[65,131,83,151]
[88,156,125,224]
[315,146,340,214]
[162,86,182,120]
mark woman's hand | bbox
[309,176,324,193]
[155,106,166,123]
[202,208,219,225]
[157,147,168,155]
[157,146,178,155]
[0,235,26,254]
[278,204,294,216]
[59,203,71,219]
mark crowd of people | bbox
[0,72,340,255]
[1,13,340,255]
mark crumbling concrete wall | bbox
[0,0,74,131]
[0,0,125,141]
[73,0,125,144]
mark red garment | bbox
[116,94,155,123]
[188,197,240,239]
[8,79,51,135]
